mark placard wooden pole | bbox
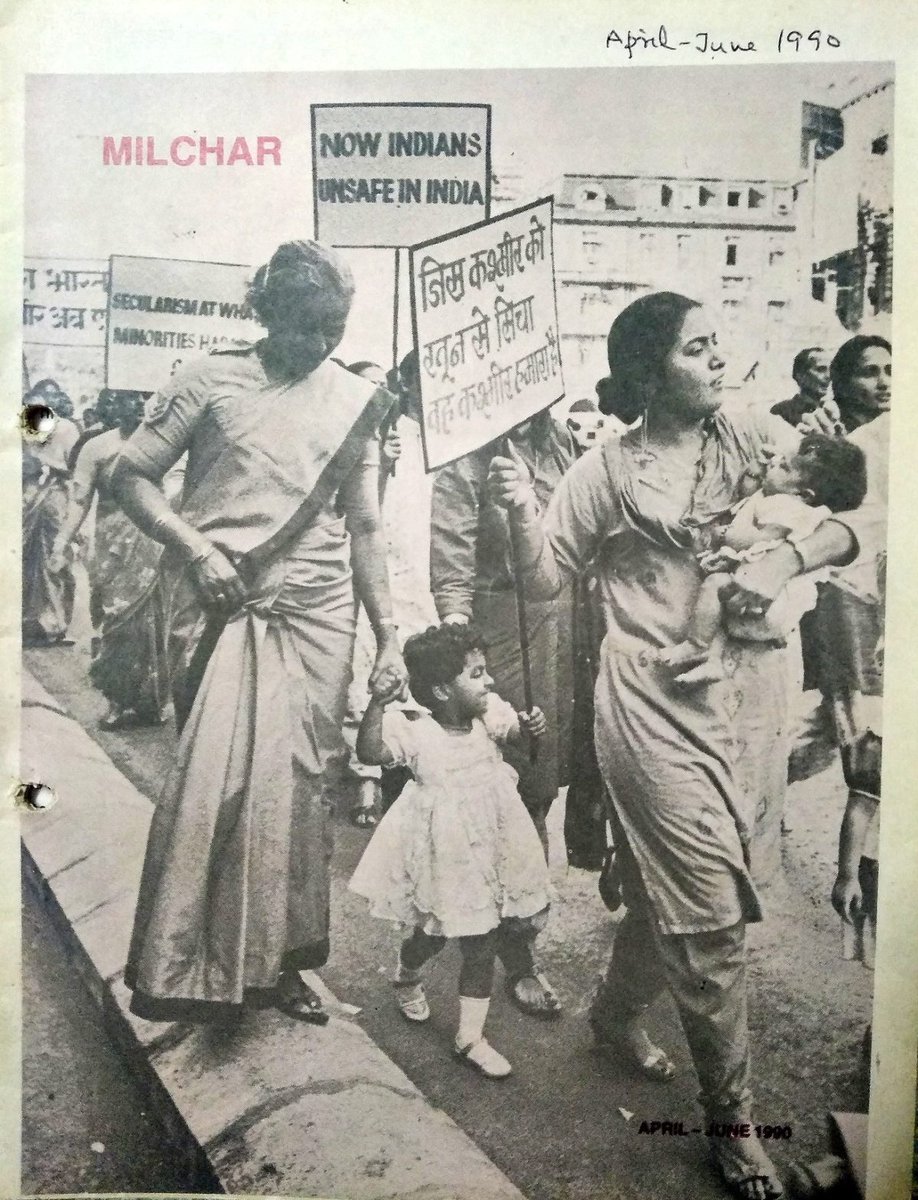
[392,246,400,375]
[382,247,401,479]
[503,435,538,763]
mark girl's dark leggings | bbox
[399,918,540,999]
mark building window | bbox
[581,232,603,266]
[872,134,889,156]
[769,244,785,268]
[576,185,606,211]
[773,188,792,217]
[660,184,673,207]
[722,275,749,295]
[727,190,741,207]
[725,241,738,266]
[699,185,717,207]
[749,188,765,208]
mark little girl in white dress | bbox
[350,623,552,1079]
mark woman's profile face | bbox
[842,346,891,417]
[660,307,725,420]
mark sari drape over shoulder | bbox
[123,349,394,1008]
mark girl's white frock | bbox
[349,695,552,938]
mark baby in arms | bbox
[661,432,867,685]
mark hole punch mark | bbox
[16,781,57,811]
[21,403,57,442]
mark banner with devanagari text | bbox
[23,259,110,348]
[409,197,563,471]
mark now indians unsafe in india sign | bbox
[410,197,564,472]
[312,103,491,248]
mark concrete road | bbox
[22,879,203,1194]
[23,642,874,1200]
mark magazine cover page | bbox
[3,3,916,1199]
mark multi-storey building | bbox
[552,172,802,397]
[800,71,893,333]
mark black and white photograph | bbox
[10,10,915,1199]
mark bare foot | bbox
[594,1013,675,1081]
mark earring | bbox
[634,405,656,469]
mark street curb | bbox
[21,671,526,1200]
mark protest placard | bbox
[23,258,109,348]
[409,196,563,471]
[105,255,257,390]
[312,103,490,248]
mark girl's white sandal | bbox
[453,1038,512,1078]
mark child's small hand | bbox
[518,707,546,739]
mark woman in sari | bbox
[49,389,170,728]
[22,379,80,647]
[114,240,406,1024]
[789,336,891,788]
[489,294,872,1200]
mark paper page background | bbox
[1,3,915,1198]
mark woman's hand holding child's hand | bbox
[518,707,546,739]
[369,665,404,705]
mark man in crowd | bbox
[770,346,830,427]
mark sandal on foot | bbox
[350,803,378,828]
[350,781,380,828]
[393,980,430,1023]
[710,1136,784,1200]
[453,1037,512,1079]
[506,972,562,1020]
[274,974,330,1025]
[593,1028,676,1082]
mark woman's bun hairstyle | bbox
[247,240,354,328]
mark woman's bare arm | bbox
[341,447,406,700]
[110,458,246,607]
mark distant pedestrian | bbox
[49,390,170,729]
[350,623,558,1079]
[770,346,830,427]
[564,396,614,871]
[22,379,80,647]
[788,336,891,784]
